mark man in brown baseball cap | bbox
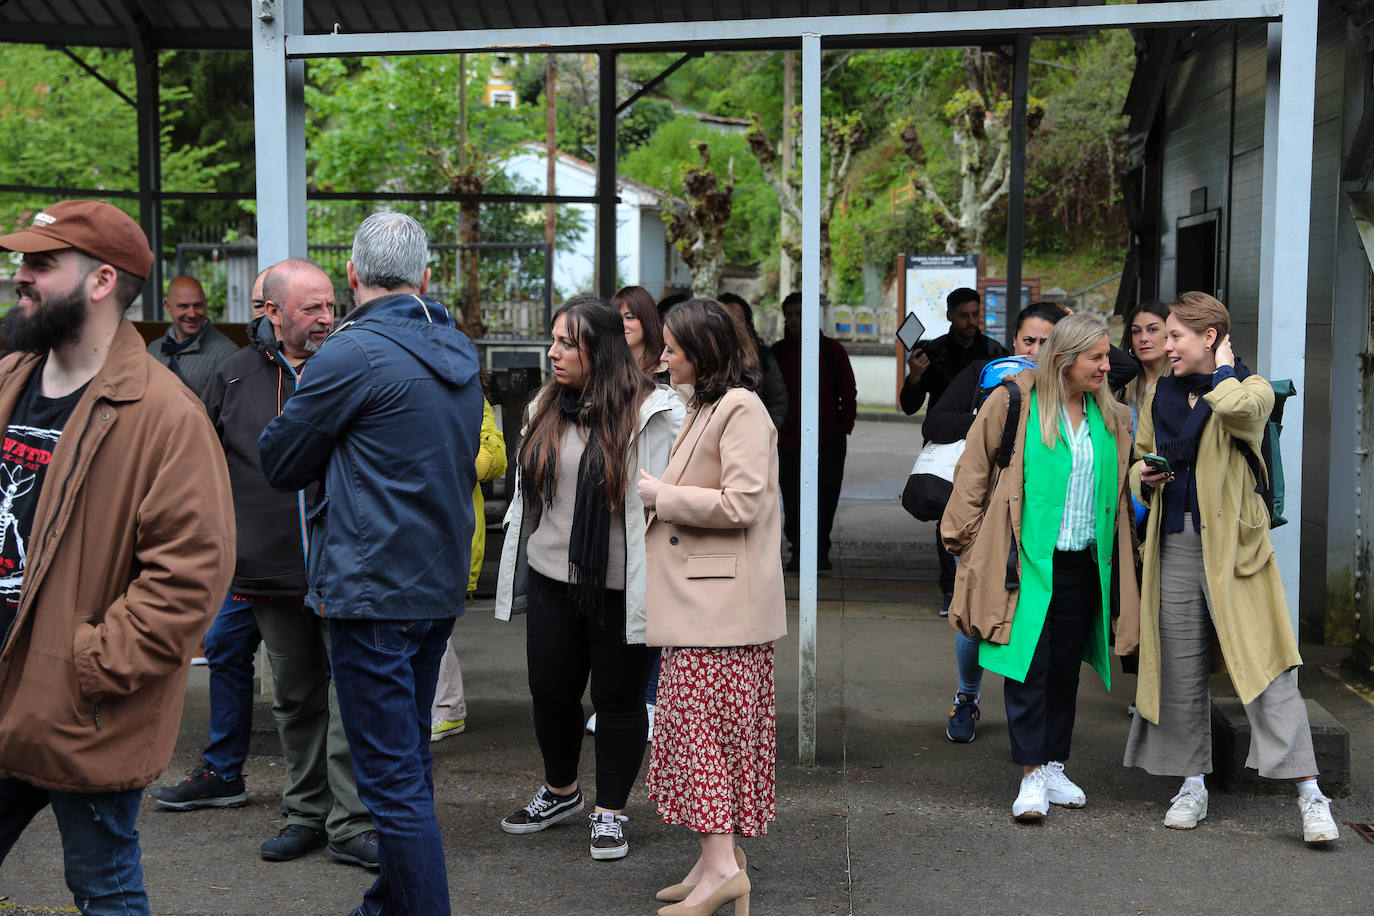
[0,200,234,913]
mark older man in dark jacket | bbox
[156,259,380,869]
[260,212,481,916]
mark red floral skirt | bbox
[646,644,776,836]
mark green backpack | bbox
[1236,379,1295,528]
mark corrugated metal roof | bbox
[1,0,1109,51]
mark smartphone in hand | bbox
[1143,453,1173,477]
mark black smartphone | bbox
[1143,454,1173,476]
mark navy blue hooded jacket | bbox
[258,292,482,620]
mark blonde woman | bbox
[1124,291,1338,844]
[943,314,1139,821]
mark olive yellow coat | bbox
[1128,374,1301,723]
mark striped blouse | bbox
[1056,401,1097,551]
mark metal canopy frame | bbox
[253,0,1311,765]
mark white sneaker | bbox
[1299,789,1339,843]
[585,713,597,734]
[1164,783,1208,829]
[646,703,655,741]
[1012,769,1049,821]
[1042,761,1086,808]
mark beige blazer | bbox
[644,387,787,648]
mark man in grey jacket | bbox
[145,275,237,401]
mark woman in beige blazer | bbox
[638,299,786,916]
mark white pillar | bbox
[252,0,308,269]
[797,33,821,767]
[1258,10,1318,635]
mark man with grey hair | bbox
[260,212,482,916]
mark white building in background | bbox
[501,143,692,300]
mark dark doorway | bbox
[1175,210,1220,296]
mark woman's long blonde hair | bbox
[1033,313,1116,447]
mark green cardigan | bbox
[979,391,1119,686]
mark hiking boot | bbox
[589,811,629,860]
[260,824,327,861]
[1163,783,1208,829]
[1299,788,1339,844]
[327,830,380,869]
[1012,769,1048,822]
[500,786,585,835]
[1042,761,1086,808]
[945,693,979,743]
[430,716,466,743]
[150,762,248,811]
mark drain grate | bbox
[1345,822,1374,844]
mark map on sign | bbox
[903,254,978,345]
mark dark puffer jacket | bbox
[257,293,482,621]
[204,317,316,597]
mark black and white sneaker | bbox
[589,811,629,860]
[150,761,249,810]
[500,786,585,835]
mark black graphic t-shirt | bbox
[0,364,88,641]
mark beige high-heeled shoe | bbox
[655,847,747,902]
[656,869,749,916]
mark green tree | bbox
[0,45,237,234]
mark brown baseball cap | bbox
[0,200,154,280]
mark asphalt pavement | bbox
[2,419,1370,915]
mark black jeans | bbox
[935,534,957,596]
[779,434,848,558]
[525,570,657,810]
[1003,549,1098,766]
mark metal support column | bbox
[1003,35,1030,339]
[798,32,821,767]
[596,51,618,298]
[1258,10,1318,634]
[131,35,162,319]
[253,0,308,270]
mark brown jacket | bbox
[940,371,1140,654]
[644,388,787,648]
[0,320,235,792]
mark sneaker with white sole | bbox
[585,713,597,734]
[500,786,585,835]
[430,716,466,742]
[1042,761,1086,808]
[588,811,629,860]
[1012,768,1049,821]
[1299,788,1339,844]
[646,703,655,741]
[1163,783,1208,829]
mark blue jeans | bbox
[0,778,148,915]
[202,594,261,780]
[955,631,983,698]
[330,618,454,916]
[645,651,661,705]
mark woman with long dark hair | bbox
[638,299,785,916]
[716,291,787,429]
[1118,300,1171,431]
[613,285,667,381]
[1124,291,1338,843]
[495,296,685,860]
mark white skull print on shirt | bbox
[0,363,88,642]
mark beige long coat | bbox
[1129,374,1300,722]
[644,388,787,648]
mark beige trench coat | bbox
[1128,374,1301,722]
[941,371,1140,654]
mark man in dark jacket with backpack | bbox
[259,212,482,916]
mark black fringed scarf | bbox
[553,386,613,625]
[1152,360,1250,533]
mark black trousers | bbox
[935,534,957,595]
[1003,549,1098,767]
[525,570,657,810]
[779,434,848,558]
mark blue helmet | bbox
[977,355,1036,405]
